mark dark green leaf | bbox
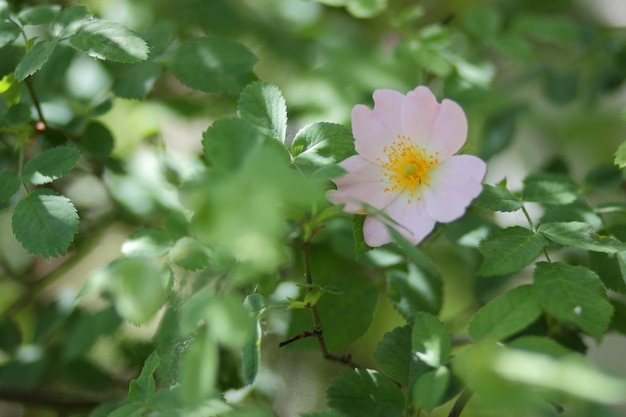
[443,215,499,248]
[0,318,21,354]
[411,312,451,368]
[533,262,613,341]
[4,102,32,126]
[12,189,79,257]
[543,68,578,105]
[473,183,522,212]
[327,369,405,417]
[112,61,161,99]
[589,251,626,294]
[292,122,355,167]
[469,285,542,341]
[522,173,579,205]
[374,325,412,386]
[481,104,524,160]
[169,237,210,271]
[83,120,114,158]
[167,37,256,93]
[242,320,261,385]
[514,14,579,44]
[412,366,450,412]
[478,227,548,276]
[238,81,287,142]
[129,351,159,402]
[18,5,60,25]
[121,229,172,257]
[70,19,149,63]
[15,38,59,81]
[0,21,20,48]
[22,145,80,184]
[387,263,441,318]
[62,307,122,361]
[585,165,623,190]
[50,5,89,37]
[538,221,626,253]
[462,7,501,39]
[0,170,19,203]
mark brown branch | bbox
[448,388,473,417]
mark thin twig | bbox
[448,388,473,417]
[24,76,47,130]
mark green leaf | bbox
[238,81,287,142]
[169,237,210,271]
[0,170,19,203]
[180,327,217,406]
[121,229,172,257]
[615,141,626,169]
[12,189,79,257]
[0,21,20,48]
[468,285,542,341]
[443,215,499,248]
[168,37,256,93]
[292,122,355,167]
[0,319,21,354]
[21,145,80,185]
[129,351,159,402]
[478,227,548,276]
[112,61,161,99]
[50,5,89,37]
[480,104,524,160]
[538,221,626,253]
[327,369,405,417]
[61,306,121,361]
[462,7,501,39]
[589,251,626,294]
[88,257,172,325]
[202,117,263,172]
[411,312,451,368]
[522,173,579,205]
[18,5,60,25]
[82,120,114,159]
[15,38,59,81]
[387,263,441,319]
[508,336,572,358]
[412,366,450,412]
[473,183,522,212]
[346,0,388,18]
[533,262,613,341]
[514,14,579,44]
[242,320,261,385]
[70,19,149,63]
[374,325,412,386]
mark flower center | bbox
[378,134,439,202]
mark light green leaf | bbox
[18,5,60,25]
[473,183,522,212]
[15,38,59,81]
[12,189,79,257]
[346,0,388,18]
[615,141,626,169]
[387,263,441,319]
[167,37,256,93]
[238,81,287,143]
[112,61,162,99]
[202,117,263,172]
[292,122,355,167]
[21,145,80,184]
[169,237,210,271]
[327,369,405,417]
[462,7,501,39]
[70,19,149,63]
[469,285,542,341]
[478,227,548,276]
[412,366,450,412]
[0,170,19,203]
[508,336,572,358]
[121,229,172,257]
[522,173,579,205]
[50,5,89,37]
[533,262,613,341]
[411,312,451,368]
[538,221,626,253]
[129,351,159,402]
[373,325,414,387]
[0,21,20,48]
[180,327,217,406]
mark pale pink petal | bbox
[352,104,396,164]
[372,89,405,134]
[401,86,439,148]
[363,195,436,247]
[328,156,396,213]
[422,155,487,222]
[429,99,467,159]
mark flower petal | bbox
[363,195,436,247]
[352,103,397,164]
[401,86,438,148]
[372,89,405,133]
[430,98,467,159]
[328,155,396,213]
[423,155,487,222]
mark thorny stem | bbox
[521,205,552,263]
[447,388,473,417]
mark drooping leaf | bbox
[327,369,405,417]
[292,122,355,167]
[0,21,20,48]
[238,81,287,143]
[387,263,441,319]
[522,173,579,205]
[374,325,412,386]
[0,170,19,203]
[70,19,149,63]
[533,262,613,341]
[180,327,218,406]
[15,38,59,81]
[411,312,451,368]
[538,221,626,253]
[12,189,79,257]
[412,366,450,412]
[167,37,256,93]
[473,183,522,212]
[129,351,159,402]
[50,5,89,37]
[468,285,542,341]
[18,4,60,25]
[21,145,81,185]
[589,251,626,294]
[478,227,548,276]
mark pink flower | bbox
[327,86,487,247]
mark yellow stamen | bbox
[377,134,439,203]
